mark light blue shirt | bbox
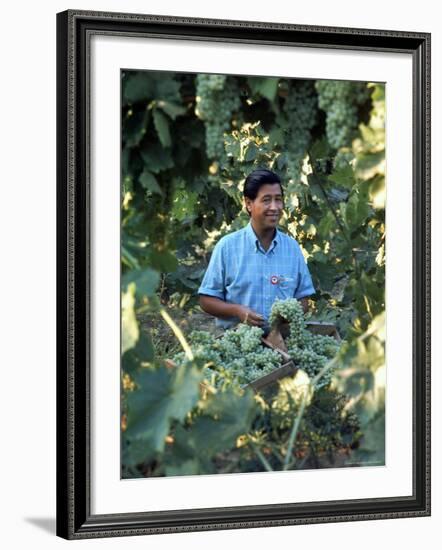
[198,221,315,329]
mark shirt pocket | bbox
[277,275,297,298]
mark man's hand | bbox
[199,295,265,326]
[235,305,265,327]
[299,297,309,314]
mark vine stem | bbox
[283,392,308,470]
[282,355,339,471]
[251,442,274,472]
[159,308,194,361]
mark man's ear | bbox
[244,197,252,214]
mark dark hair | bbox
[243,168,283,200]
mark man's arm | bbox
[199,295,264,327]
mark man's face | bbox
[245,182,284,231]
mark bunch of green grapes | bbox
[269,298,340,388]
[171,324,283,387]
[282,80,318,180]
[303,330,340,359]
[288,345,334,388]
[269,297,305,348]
[195,74,241,160]
[315,80,369,149]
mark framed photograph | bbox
[56,9,431,539]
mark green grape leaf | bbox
[122,437,155,468]
[269,128,285,147]
[317,210,335,238]
[344,185,371,229]
[187,389,256,455]
[166,391,256,475]
[121,245,140,270]
[164,459,201,477]
[148,249,179,273]
[312,262,340,294]
[355,151,385,180]
[122,329,155,372]
[157,100,186,120]
[373,83,385,101]
[248,77,279,102]
[123,109,150,147]
[244,142,259,162]
[123,72,154,104]
[140,142,174,173]
[224,137,241,159]
[327,165,355,189]
[309,138,332,163]
[155,76,182,103]
[121,148,131,178]
[139,170,163,195]
[122,268,160,299]
[126,363,203,453]
[163,424,215,476]
[171,188,198,222]
[153,108,172,148]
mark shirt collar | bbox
[245,221,280,254]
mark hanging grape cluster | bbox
[270,298,340,388]
[315,80,369,150]
[195,74,241,162]
[171,323,283,387]
[282,80,318,181]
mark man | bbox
[198,168,315,331]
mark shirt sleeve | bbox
[294,246,315,300]
[197,240,226,300]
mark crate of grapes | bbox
[168,300,341,394]
[245,319,341,393]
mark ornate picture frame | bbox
[56,9,430,539]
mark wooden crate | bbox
[278,320,341,342]
[166,321,340,394]
[245,359,296,392]
[305,321,341,342]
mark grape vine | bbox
[315,80,370,149]
[195,74,241,162]
[282,80,318,181]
